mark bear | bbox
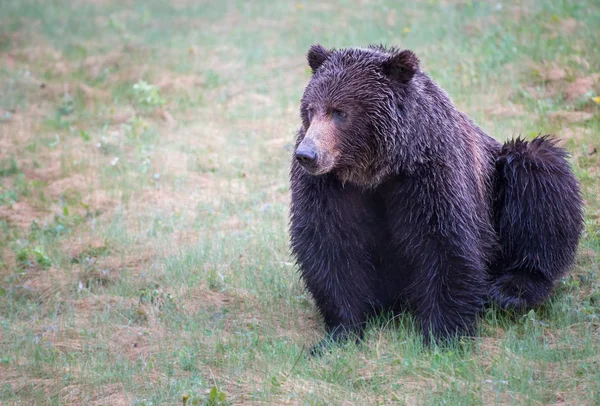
[288,44,584,353]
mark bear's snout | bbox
[296,138,319,171]
[296,117,338,175]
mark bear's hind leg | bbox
[490,135,584,311]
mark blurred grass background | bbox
[1,0,599,404]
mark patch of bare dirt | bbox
[183,284,242,315]
[555,126,592,146]
[103,105,136,125]
[128,186,202,220]
[486,104,524,118]
[153,70,205,93]
[77,83,111,109]
[463,6,530,37]
[0,107,46,160]
[563,74,600,101]
[82,53,119,78]
[543,18,584,41]
[12,45,62,64]
[538,65,568,83]
[524,62,568,97]
[1,53,16,70]
[20,160,62,183]
[548,111,594,124]
[81,189,122,213]
[558,17,583,35]
[46,174,89,198]
[106,65,148,86]
[0,201,47,229]
[526,62,600,104]
[37,81,110,109]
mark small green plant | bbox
[205,386,227,406]
[79,129,91,141]
[122,115,151,140]
[205,70,220,89]
[0,188,17,205]
[207,268,225,291]
[182,391,224,406]
[0,158,19,177]
[57,93,75,116]
[16,246,51,270]
[133,80,166,107]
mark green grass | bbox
[1,0,599,404]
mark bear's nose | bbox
[295,140,318,168]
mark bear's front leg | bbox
[305,278,372,356]
[293,233,377,354]
[289,172,380,354]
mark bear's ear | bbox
[382,50,420,83]
[307,44,331,73]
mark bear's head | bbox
[295,44,421,187]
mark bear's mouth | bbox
[297,159,335,176]
[300,165,332,176]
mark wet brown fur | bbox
[289,44,585,353]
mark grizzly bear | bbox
[289,44,584,353]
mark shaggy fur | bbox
[490,136,584,310]
[289,44,584,352]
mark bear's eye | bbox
[307,106,315,121]
[332,109,347,121]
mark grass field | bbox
[1,0,599,404]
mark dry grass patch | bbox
[555,126,592,146]
[1,368,59,401]
[0,201,48,230]
[182,284,252,316]
[548,111,594,124]
[46,174,90,199]
[105,324,164,362]
[20,159,62,183]
[21,266,74,301]
[0,107,46,159]
[526,61,600,106]
[61,383,133,406]
[563,73,600,102]
[153,70,205,94]
[126,187,201,222]
[11,44,62,66]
